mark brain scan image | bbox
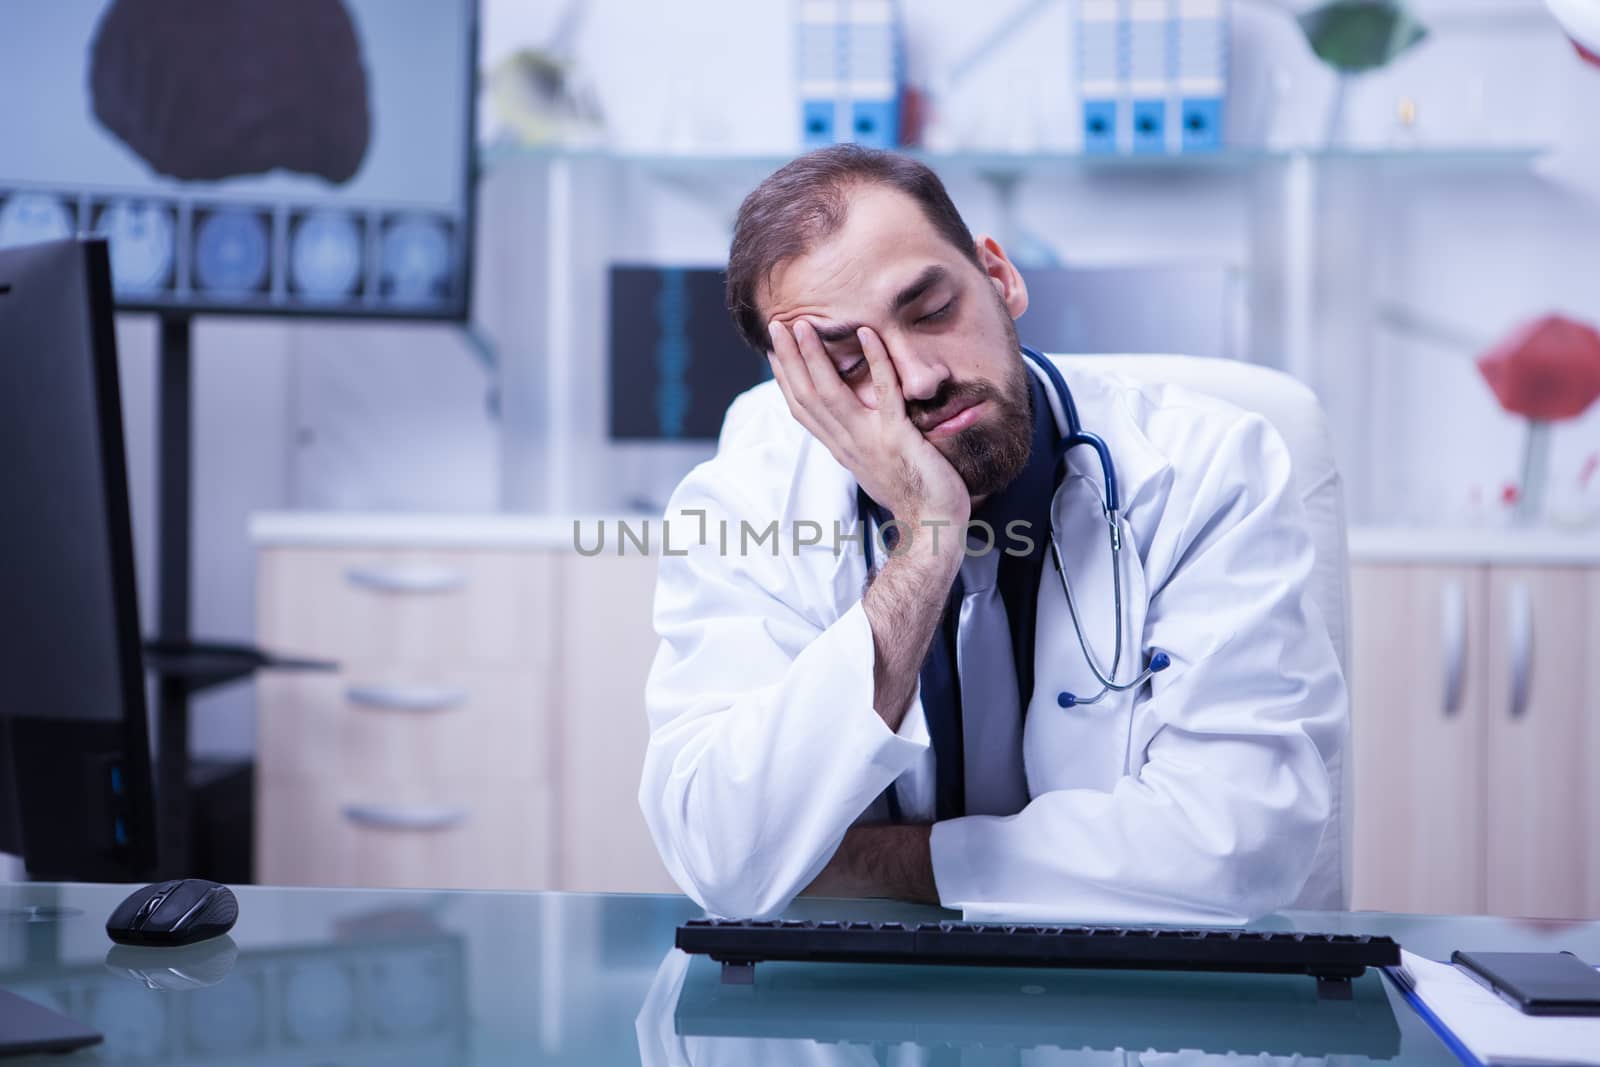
[88,0,371,184]
[193,208,271,295]
[3,0,471,316]
[95,199,176,294]
[0,192,75,249]
[290,210,363,301]
[380,215,452,304]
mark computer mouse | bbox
[106,878,238,947]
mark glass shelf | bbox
[471,134,1559,516]
[478,141,1551,177]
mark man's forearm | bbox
[802,823,939,904]
[863,521,963,731]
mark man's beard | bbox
[907,308,1033,500]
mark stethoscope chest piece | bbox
[1037,475,1172,709]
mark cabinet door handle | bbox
[1440,579,1466,718]
[345,685,468,712]
[1508,581,1534,720]
[344,565,466,595]
[340,804,468,832]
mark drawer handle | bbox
[1440,579,1466,718]
[1507,581,1534,720]
[345,685,468,712]
[340,804,468,831]
[344,565,466,595]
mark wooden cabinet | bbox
[1350,561,1600,919]
[1483,567,1600,919]
[258,668,551,783]
[258,777,554,891]
[256,523,1600,910]
[258,547,557,669]
[255,531,673,894]
[554,551,679,894]
[1350,565,1486,915]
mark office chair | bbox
[1060,354,1353,911]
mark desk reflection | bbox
[637,948,1404,1067]
[5,912,467,1065]
[4,886,1506,1065]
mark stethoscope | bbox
[860,346,1171,710]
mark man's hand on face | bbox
[767,320,970,528]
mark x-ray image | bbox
[192,207,272,297]
[0,192,74,248]
[0,0,471,317]
[88,0,372,185]
[290,210,365,301]
[92,199,176,293]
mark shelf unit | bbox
[471,142,1551,520]
[478,142,1550,174]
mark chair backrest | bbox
[1058,354,1353,909]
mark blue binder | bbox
[797,0,902,150]
[1077,0,1122,153]
[1075,0,1227,155]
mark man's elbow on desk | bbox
[654,835,832,921]
[636,763,829,920]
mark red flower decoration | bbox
[1476,314,1600,421]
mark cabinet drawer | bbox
[257,669,548,785]
[257,777,552,891]
[257,547,556,668]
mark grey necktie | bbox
[955,535,1029,816]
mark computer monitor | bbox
[609,267,767,441]
[605,262,1246,442]
[0,237,157,879]
[0,0,478,320]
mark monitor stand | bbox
[153,312,193,878]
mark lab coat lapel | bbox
[1025,456,1150,795]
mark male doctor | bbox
[639,145,1347,923]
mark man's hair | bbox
[725,144,981,353]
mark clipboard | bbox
[1384,951,1600,1067]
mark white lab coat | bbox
[638,354,1347,923]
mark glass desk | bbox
[3,882,1598,1065]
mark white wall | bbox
[479,0,1600,522]
[114,315,298,758]
[128,0,1598,755]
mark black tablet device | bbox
[0,987,103,1057]
[1451,950,1600,1016]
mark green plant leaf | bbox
[1297,0,1429,73]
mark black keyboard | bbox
[676,919,1400,998]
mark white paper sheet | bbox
[1393,950,1600,1067]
